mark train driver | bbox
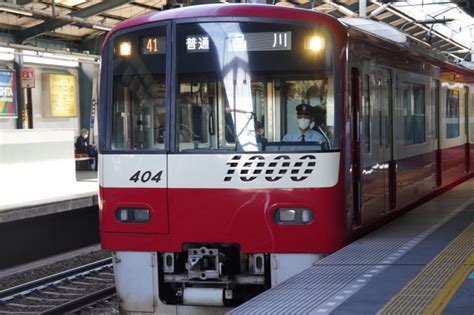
[283,104,328,145]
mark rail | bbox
[0,258,115,314]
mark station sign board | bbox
[20,67,35,88]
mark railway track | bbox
[0,258,116,314]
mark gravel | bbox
[0,249,120,314]
[0,249,111,290]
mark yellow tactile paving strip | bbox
[378,223,474,315]
[424,253,474,315]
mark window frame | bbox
[103,20,172,154]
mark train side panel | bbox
[346,34,474,233]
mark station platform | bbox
[0,170,98,223]
[0,170,99,269]
[231,178,474,315]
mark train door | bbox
[359,64,394,224]
[376,67,395,212]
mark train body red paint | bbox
[98,4,474,313]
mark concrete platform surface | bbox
[0,170,98,213]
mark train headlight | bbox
[279,209,296,222]
[273,208,314,224]
[305,35,325,52]
[116,208,150,223]
[118,41,132,56]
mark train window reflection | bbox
[178,80,210,147]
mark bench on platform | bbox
[75,150,94,170]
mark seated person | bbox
[283,104,328,146]
[75,128,98,171]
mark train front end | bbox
[99,5,347,314]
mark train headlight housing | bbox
[116,208,150,223]
[273,208,314,224]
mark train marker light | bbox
[301,209,313,223]
[116,208,150,223]
[306,36,324,52]
[118,41,132,56]
[273,208,314,224]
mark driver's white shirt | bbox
[282,129,325,142]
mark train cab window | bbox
[403,82,426,145]
[110,26,168,151]
[176,21,338,153]
[112,75,166,150]
[446,89,460,139]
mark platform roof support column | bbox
[471,28,474,61]
[359,0,367,18]
[14,54,25,129]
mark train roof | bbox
[104,3,474,80]
[106,4,347,47]
[341,17,474,78]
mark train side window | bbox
[362,74,371,153]
[446,89,460,139]
[403,82,425,145]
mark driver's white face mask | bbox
[297,118,311,130]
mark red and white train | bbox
[98,4,474,314]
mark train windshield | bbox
[176,22,337,152]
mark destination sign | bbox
[185,32,292,53]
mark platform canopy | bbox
[300,0,474,62]
[0,0,171,54]
[0,0,471,60]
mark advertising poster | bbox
[49,74,77,117]
[0,71,16,117]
